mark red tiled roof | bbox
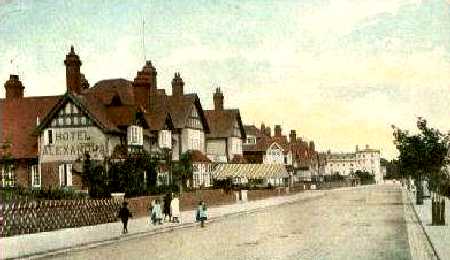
[104,105,137,127]
[204,109,245,139]
[149,94,210,132]
[143,111,173,131]
[86,79,135,105]
[0,96,60,158]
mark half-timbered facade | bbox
[204,88,246,163]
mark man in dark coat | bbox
[163,193,172,222]
[118,202,132,234]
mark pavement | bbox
[0,189,326,260]
[407,189,450,260]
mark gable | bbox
[268,142,283,151]
[49,101,94,128]
[186,104,203,130]
[36,93,118,134]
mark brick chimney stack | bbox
[274,125,282,137]
[4,74,24,100]
[213,87,224,111]
[172,72,184,96]
[265,127,271,137]
[133,61,158,109]
[64,46,82,94]
[289,130,297,143]
[309,141,315,151]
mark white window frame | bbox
[59,163,72,187]
[2,164,14,187]
[31,164,41,188]
[128,125,143,146]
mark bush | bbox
[146,185,179,196]
[0,186,88,202]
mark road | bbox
[47,185,412,260]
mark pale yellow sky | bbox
[2,0,450,160]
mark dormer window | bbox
[128,125,143,146]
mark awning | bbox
[212,164,288,180]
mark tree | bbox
[392,117,448,225]
[79,153,110,198]
[108,150,158,197]
[172,152,193,194]
[354,170,375,185]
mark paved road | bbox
[47,185,411,260]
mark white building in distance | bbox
[324,144,382,184]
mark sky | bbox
[1,0,450,160]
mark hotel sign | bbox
[40,127,107,163]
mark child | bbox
[196,201,208,228]
[152,199,163,225]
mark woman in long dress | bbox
[170,195,180,223]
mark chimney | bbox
[80,74,90,90]
[172,72,184,96]
[356,145,359,152]
[260,122,265,132]
[365,144,369,150]
[265,127,271,137]
[64,46,82,94]
[133,61,157,110]
[274,125,282,136]
[4,74,24,100]
[213,88,224,111]
[289,130,297,143]
[309,141,315,151]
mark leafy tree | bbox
[392,117,448,225]
[79,154,110,198]
[354,170,375,185]
[172,152,193,194]
[108,150,158,197]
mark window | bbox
[127,125,143,146]
[246,136,256,144]
[2,164,14,187]
[81,117,87,125]
[44,129,53,145]
[31,165,41,188]
[65,103,71,114]
[58,164,72,187]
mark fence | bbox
[0,199,121,237]
[0,181,354,237]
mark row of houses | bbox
[0,46,319,191]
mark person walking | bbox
[163,193,173,222]
[118,202,132,234]
[152,199,163,225]
[170,194,180,223]
[196,201,208,228]
[149,199,156,225]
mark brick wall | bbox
[41,162,82,189]
[125,189,236,217]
